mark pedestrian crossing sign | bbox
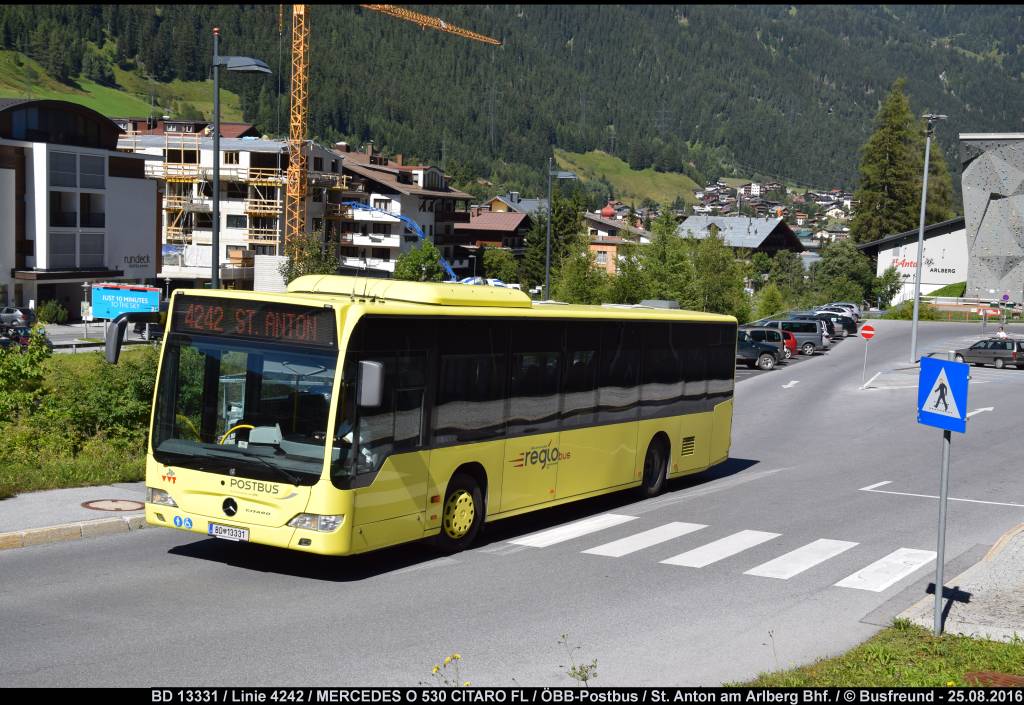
[918,357,969,433]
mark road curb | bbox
[984,522,1024,561]
[897,522,1024,636]
[0,514,147,552]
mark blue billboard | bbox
[91,284,161,320]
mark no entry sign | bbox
[861,324,875,340]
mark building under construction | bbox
[117,129,365,290]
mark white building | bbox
[857,217,968,305]
[0,98,157,316]
[335,144,470,276]
[117,132,352,289]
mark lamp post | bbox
[469,254,477,279]
[910,113,946,363]
[210,27,271,289]
[545,157,577,299]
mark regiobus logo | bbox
[510,441,570,469]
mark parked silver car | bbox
[954,337,1024,369]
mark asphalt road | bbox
[1,320,1022,686]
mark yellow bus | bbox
[106,276,736,556]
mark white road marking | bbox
[660,530,780,568]
[861,484,1024,509]
[859,481,893,491]
[966,406,994,418]
[861,372,881,388]
[834,548,935,592]
[744,539,859,579]
[582,522,707,557]
[782,380,800,389]
[509,513,637,548]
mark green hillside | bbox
[555,149,700,207]
[0,49,243,122]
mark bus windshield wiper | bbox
[157,446,304,486]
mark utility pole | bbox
[910,114,947,363]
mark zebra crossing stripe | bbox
[582,522,708,557]
[744,539,859,579]
[660,530,780,568]
[508,514,638,548]
[834,548,936,592]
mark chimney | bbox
[335,141,350,153]
[471,205,480,217]
[510,191,520,203]
[365,142,374,156]
[394,153,403,166]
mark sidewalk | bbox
[0,482,147,550]
[899,523,1024,643]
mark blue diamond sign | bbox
[918,357,969,433]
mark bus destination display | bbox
[171,297,336,347]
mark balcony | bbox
[341,256,394,273]
[50,212,77,228]
[166,225,192,243]
[80,213,105,228]
[247,226,280,245]
[245,198,283,215]
[324,202,353,219]
[351,233,401,249]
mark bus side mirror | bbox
[358,360,384,407]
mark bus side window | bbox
[434,320,507,444]
[641,322,683,418]
[507,321,562,436]
[676,322,707,410]
[562,322,599,429]
[597,322,640,424]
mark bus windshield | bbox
[152,333,338,486]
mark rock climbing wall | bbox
[960,135,1024,303]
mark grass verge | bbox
[0,348,152,500]
[735,620,1024,686]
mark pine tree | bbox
[691,233,749,318]
[849,79,924,244]
[481,247,519,283]
[606,241,649,304]
[552,234,609,304]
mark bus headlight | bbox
[288,513,345,532]
[146,487,178,507]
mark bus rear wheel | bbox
[434,474,483,553]
[640,439,668,498]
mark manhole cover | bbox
[81,499,145,512]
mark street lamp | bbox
[545,157,577,300]
[210,27,271,289]
[910,113,946,363]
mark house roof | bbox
[584,212,649,238]
[0,97,122,150]
[489,193,548,216]
[454,211,529,233]
[856,216,966,256]
[342,160,470,199]
[676,215,803,251]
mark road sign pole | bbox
[862,336,869,386]
[933,429,952,636]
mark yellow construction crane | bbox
[284,4,501,257]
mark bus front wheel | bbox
[434,474,484,553]
[640,439,668,498]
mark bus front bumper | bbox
[145,505,353,556]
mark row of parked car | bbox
[737,302,863,370]
[0,324,53,352]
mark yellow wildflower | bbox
[453,653,462,661]
[463,682,471,687]
[947,682,956,687]
[444,656,452,666]
[432,665,440,674]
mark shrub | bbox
[883,301,937,320]
[36,299,69,324]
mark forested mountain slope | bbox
[1,5,1020,195]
